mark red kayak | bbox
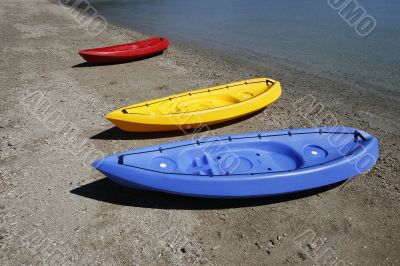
[79,37,169,63]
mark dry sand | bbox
[0,0,399,265]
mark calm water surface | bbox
[88,0,400,91]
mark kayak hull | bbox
[107,114,250,132]
[92,127,379,198]
[79,37,169,63]
[106,78,282,132]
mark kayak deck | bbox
[119,129,364,175]
[106,78,281,132]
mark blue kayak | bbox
[92,127,379,198]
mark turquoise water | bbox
[88,0,400,91]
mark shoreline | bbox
[81,0,400,94]
[97,15,400,124]
[1,0,399,265]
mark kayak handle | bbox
[354,131,367,142]
[266,79,274,86]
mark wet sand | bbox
[0,0,399,265]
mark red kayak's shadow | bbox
[70,178,345,210]
[91,109,265,140]
[72,52,164,68]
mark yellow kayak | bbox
[106,78,281,132]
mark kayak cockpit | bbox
[115,78,276,115]
[117,129,367,176]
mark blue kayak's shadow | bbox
[70,178,345,210]
[91,109,265,140]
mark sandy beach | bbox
[1,0,399,265]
